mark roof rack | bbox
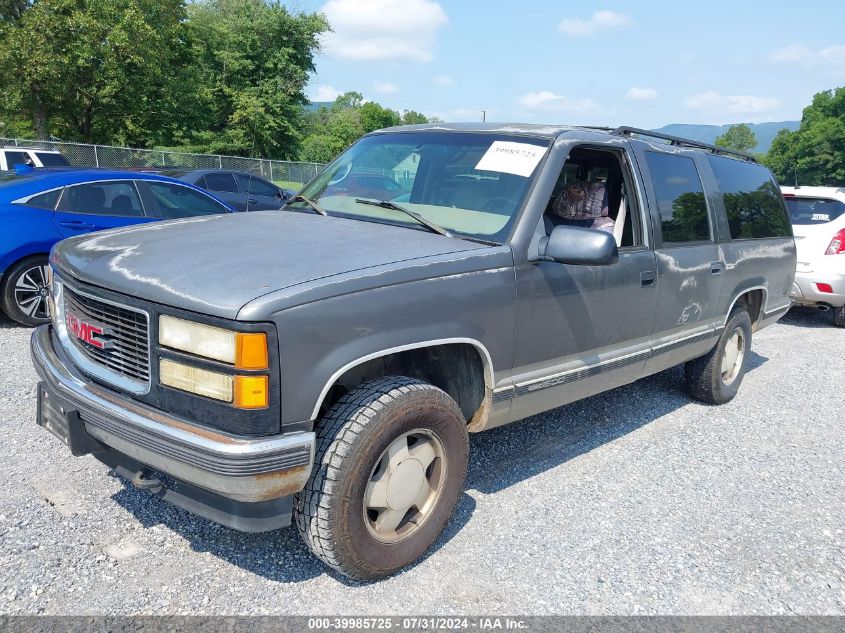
[611,126,758,163]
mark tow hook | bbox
[131,469,163,493]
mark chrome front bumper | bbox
[31,325,315,506]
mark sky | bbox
[284,0,845,129]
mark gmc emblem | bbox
[66,313,112,349]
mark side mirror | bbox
[539,224,619,266]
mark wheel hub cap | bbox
[720,327,745,386]
[386,459,426,510]
[363,429,447,543]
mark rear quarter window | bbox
[783,197,845,226]
[707,156,791,239]
[23,189,62,210]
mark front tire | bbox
[685,307,752,404]
[294,376,469,580]
[1,256,51,327]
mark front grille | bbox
[63,285,150,383]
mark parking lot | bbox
[0,308,842,615]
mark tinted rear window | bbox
[203,172,239,193]
[784,197,845,225]
[35,152,69,167]
[707,156,791,239]
[645,151,710,244]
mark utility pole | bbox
[481,110,486,122]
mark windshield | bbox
[291,132,551,242]
[784,196,845,225]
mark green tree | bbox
[182,0,328,159]
[299,91,420,162]
[715,123,757,153]
[401,110,428,125]
[0,0,193,143]
[763,87,845,185]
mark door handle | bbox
[710,261,723,275]
[59,220,94,230]
[640,271,657,287]
[247,198,258,205]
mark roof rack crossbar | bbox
[611,126,758,163]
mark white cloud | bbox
[321,0,448,62]
[768,45,812,63]
[819,45,845,64]
[768,43,845,69]
[684,91,780,115]
[433,75,454,87]
[372,80,399,94]
[626,87,658,101]
[307,84,341,102]
[517,91,601,113]
[558,10,632,37]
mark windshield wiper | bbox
[354,198,452,238]
[287,194,328,216]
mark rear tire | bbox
[685,307,752,405]
[1,255,51,327]
[294,376,469,581]
[833,305,845,328]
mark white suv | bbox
[0,147,69,170]
[781,186,845,327]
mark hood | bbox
[53,211,486,319]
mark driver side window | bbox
[543,147,643,248]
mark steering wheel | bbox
[328,162,352,186]
[482,196,517,213]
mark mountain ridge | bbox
[652,121,799,154]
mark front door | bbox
[509,145,657,420]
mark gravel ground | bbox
[0,308,843,615]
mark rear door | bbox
[199,172,246,211]
[631,147,724,373]
[235,173,286,211]
[53,180,150,238]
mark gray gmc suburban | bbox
[31,124,796,580]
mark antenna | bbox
[481,110,486,122]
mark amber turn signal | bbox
[235,332,268,370]
[234,375,269,409]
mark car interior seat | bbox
[110,194,138,216]
[73,186,106,213]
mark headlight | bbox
[159,359,269,408]
[160,359,233,402]
[159,315,268,369]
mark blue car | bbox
[0,168,234,326]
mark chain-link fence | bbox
[0,137,324,188]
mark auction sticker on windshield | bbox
[474,141,546,177]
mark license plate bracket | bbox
[37,383,103,457]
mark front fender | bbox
[272,267,516,427]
